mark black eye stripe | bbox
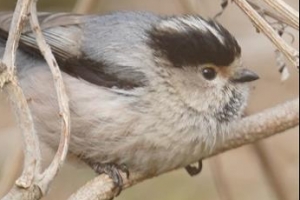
[148,16,241,68]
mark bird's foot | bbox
[185,160,203,177]
[87,161,129,197]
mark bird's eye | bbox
[202,67,217,80]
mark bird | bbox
[0,11,259,195]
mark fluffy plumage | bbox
[0,12,258,178]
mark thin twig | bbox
[244,1,293,81]
[0,0,41,191]
[261,0,299,30]
[2,185,42,200]
[28,0,71,194]
[233,0,299,69]
[1,2,28,71]
[69,98,299,200]
[1,0,71,199]
[248,0,298,30]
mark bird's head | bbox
[147,15,259,122]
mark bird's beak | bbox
[231,68,260,83]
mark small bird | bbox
[0,11,259,194]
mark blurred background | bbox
[0,0,299,199]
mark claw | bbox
[185,160,203,177]
[106,165,123,196]
[85,160,129,197]
[119,164,130,179]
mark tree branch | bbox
[1,0,71,199]
[0,0,41,193]
[69,98,299,200]
[247,0,298,30]
[233,0,299,69]
[261,0,299,30]
[28,0,71,194]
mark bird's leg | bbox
[185,160,203,177]
[85,160,129,197]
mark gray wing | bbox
[0,12,156,89]
[0,12,82,60]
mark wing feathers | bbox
[0,12,148,90]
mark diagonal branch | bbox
[261,0,299,30]
[233,0,299,69]
[247,0,298,30]
[1,1,29,71]
[28,0,71,194]
[0,0,41,192]
[1,0,71,199]
[69,98,299,200]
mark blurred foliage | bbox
[0,0,76,11]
